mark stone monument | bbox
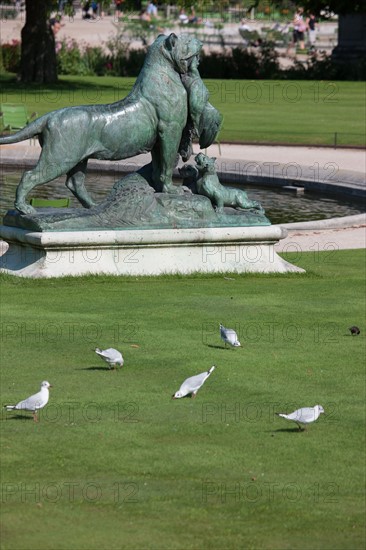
[0,33,302,277]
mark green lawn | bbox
[0,74,365,146]
[0,249,365,549]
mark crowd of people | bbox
[48,2,319,59]
[56,1,118,20]
[177,7,201,25]
[239,6,318,53]
[52,2,207,25]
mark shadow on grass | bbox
[272,427,305,433]
[79,366,117,371]
[3,414,33,421]
[0,74,133,94]
[207,344,232,350]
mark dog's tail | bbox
[0,114,48,145]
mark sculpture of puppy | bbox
[195,153,264,213]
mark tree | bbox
[20,0,57,83]
[296,1,364,15]
[298,1,366,63]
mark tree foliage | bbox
[253,0,364,15]
[297,1,364,15]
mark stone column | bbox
[332,13,366,61]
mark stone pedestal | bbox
[0,225,303,278]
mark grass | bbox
[0,249,365,549]
[0,74,365,146]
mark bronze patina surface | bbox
[0,33,267,230]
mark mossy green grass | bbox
[0,249,365,549]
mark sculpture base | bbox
[0,225,304,278]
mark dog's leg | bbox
[215,197,225,213]
[65,160,96,208]
[158,124,184,194]
[15,158,68,215]
[15,170,38,214]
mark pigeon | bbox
[172,366,216,399]
[95,347,124,369]
[349,326,360,336]
[220,323,241,347]
[4,381,52,422]
[276,405,325,431]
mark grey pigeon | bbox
[276,405,324,431]
[349,326,360,335]
[220,323,241,347]
[4,381,52,422]
[172,366,215,399]
[95,347,124,369]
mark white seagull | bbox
[4,381,52,422]
[95,347,124,370]
[276,405,325,431]
[172,366,216,399]
[220,323,241,347]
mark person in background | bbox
[287,8,307,53]
[306,12,317,50]
[50,17,62,36]
[115,0,124,19]
[292,6,306,51]
[179,8,189,24]
[82,1,91,19]
[146,1,158,18]
[50,17,63,54]
[239,18,251,32]
[139,9,151,22]
[91,1,98,18]
[58,0,67,13]
[189,7,198,24]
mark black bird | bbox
[349,326,360,336]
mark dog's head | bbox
[161,33,203,74]
[195,153,217,173]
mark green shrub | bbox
[200,42,280,80]
[3,33,364,81]
[123,49,146,77]
[84,46,108,76]
[0,40,21,73]
[256,40,280,79]
[283,50,366,81]
[199,51,237,79]
[57,39,91,76]
[231,47,261,79]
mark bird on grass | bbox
[95,347,124,370]
[349,326,360,336]
[276,405,324,431]
[172,366,216,399]
[220,323,241,348]
[4,381,52,423]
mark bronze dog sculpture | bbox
[181,56,222,151]
[194,153,264,213]
[0,34,205,214]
